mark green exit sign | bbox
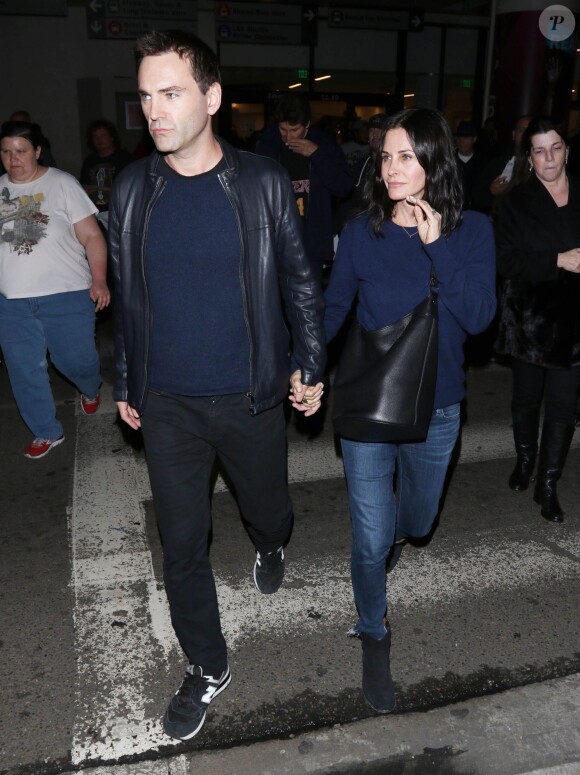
[461,79,474,88]
[297,69,309,79]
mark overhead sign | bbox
[0,0,67,15]
[215,2,317,45]
[328,6,423,32]
[215,2,302,25]
[216,22,303,45]
[86,0,197,40]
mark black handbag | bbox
[332,276,439,443]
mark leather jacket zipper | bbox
[218,170,255,414]
[138,175,166,411]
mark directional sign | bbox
[215,1,317,46]
[409,8,424,32]
[302,4,317,45]
[215,2,302,24]
[216,22,304,45]
[0,0,67,14]
[86,0,197,40]
[328,6,420,32]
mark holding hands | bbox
[289,370,324,416]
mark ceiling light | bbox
[288,83,303,89]
[315,75,332,81]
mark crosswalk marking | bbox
[69,379,579,766]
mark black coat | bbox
[108,138,326,415]
[495,174,580,368]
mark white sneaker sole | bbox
[24,436,65,460]
[165,670,232,741]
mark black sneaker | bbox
[254,546,285,594]
[162,664,231,740]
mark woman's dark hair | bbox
[521,115,568,155]
[0,121,43,150]
[86,119,120,152]
[365,108,463,237]
[135,29,221,94]
[515,116,569,185]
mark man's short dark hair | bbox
[135,29,221,94]
[274,93,310,126]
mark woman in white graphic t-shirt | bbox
[0,121,110,459]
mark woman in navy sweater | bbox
[293,108,496,713]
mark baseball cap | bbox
[368,114,387,130]
[454,120,478,137]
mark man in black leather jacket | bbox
[108,30,325,742]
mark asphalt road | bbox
[0,320,579,775]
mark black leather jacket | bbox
[108,138,326,415]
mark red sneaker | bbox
[25,436,65,459]
[81,392,100,415]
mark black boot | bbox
[361,627,396,714]
[509,412,539,491]
[533,421,575,523]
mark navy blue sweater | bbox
[325,211,497,409]
[145,158,250,396]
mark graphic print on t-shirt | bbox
[279,146,310,220]
[0,187,49,255]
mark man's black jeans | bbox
[141,391,293,674]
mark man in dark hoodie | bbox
[256,94,353,279]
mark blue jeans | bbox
[341,404,461,640]
[0,290,101,439]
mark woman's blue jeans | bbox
[0,290,101,439]
[341,404,461,640]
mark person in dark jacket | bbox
[255,93,353,279]
[495,116,580,523]
[454,119,490,209]
[472,115,531,217]
[80,119,134,212]
[108,30,326,743]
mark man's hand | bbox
[116,400,142,429]
[489,175,509,197]
[285,138,318,158]
[289,369,324,416]
[557,248,580,273]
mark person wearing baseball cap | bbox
[454,119,489,208]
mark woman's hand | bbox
[406,195,442,244]
[288,369,324,416]
[90,279,111,311]
[557,248,580,273]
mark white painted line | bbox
[216,538,579,649]
[68,379,580,766]
[70,414,181,766]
